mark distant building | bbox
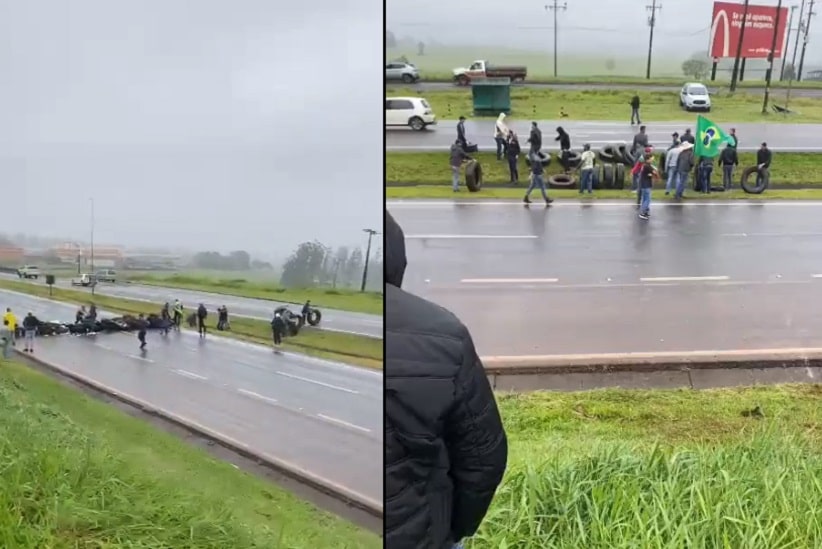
[0,246,25,266]
[51,242,123,269]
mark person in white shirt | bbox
[493,113,510,160]
[578,144,597,194]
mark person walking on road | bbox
[630,93,642,125]
[0,319,12,359]
[637,154,659,220]
[524,149,553,206]
[385,210,508,549]
[3,308,16,347]
[756,142,772,188]
[493,113,509,160]
[456,115,468,149]
[674,142,695,200]
[665,142,683,195]
[630,126,649,191]
[527,121,542,153]
[137,314,147,350]
[173,299,184,330]
[449,140,472,192]
[22,312,37,353]
[579,144,597,194]
[270,312,286,349]
[719,142,739,190]
[301,300,312,324]
[506,132,521,184]
[196,303,208,337]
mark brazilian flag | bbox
[695,115,732,158]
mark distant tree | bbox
[191,250,251,270]
[250,259,273,269]
[228,250,251,270]
[343,247,364,288]
[682,57,710,79]
[365,247,383,292]
[417,41,425,56]
[605,58,616,72]
[387,30,397,48]
[280,241,328,288]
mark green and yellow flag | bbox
[695,115,732,158]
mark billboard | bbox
[710,1,789,58]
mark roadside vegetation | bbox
[468,385,822,548]
[0,358,379,548]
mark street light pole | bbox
[90,198,95,295]
[780,5,797,80]
[360,229,379,293]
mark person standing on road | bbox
[681,128,695,144]
[505,132,521,184]
[524,149,553,206]
[493,113,509,160]
[579,144,596,194]
[22,312,37,353]
[0,319,12,359]
[173,299,183,330]
[137,314,147,350]
[449,140,472,192]
[630,126,649,191]
[385,210,508,549]
[3,308,16,346]
[630,93,642,125]
[196,303,207,337]
[674,142,695,200]
[555,126,572,173]
[697,155,715,193]
[638,154,659,220]
[665,142,683,195]
[456,115,468,149]
[756,142,772,187]
[270,312,286,348]
[719,142,739,190]
[527,121,542,153]
[301,300,312,324]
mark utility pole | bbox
[762,0,784,114]
[730,0,751,92]
[90,198,96,296]
[645,0,662,79]
[791,0,806,75]
[780,4,797,80]
[545,1,567,78]
[797,0,816,80]
[360,229,379,293]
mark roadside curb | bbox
[385,181,822,190]
[482,349,822,392]
[13,348,384,520]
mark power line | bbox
[545,1,567,78]
[797,0,816,80]
[646,0,662,79]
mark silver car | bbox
[385,62,420,84]
[680,82,712,112]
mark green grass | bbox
[468,385,822,548]
[125,274,383,316]
[0,358,379,548]
[0,280,383,370]
[389,86,822,123]
[387,151,822,186]
[386,46,822,88]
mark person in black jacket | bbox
[22,312,38,353]
[506,132,521,184]
[555,126,571,172]
[196,303,207,337]
[719,142,739,190]
[385,210,508,549]
[456,116,468,149]
[630,93,641,125]
[527,121,542,153]
[756,142,772,187]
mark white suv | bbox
[17,265,40,279]
[385,97,437,131]
[680,83,712,112]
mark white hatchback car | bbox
[680,82,712,112]
[385,97,437,131]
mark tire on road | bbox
[465,160,483,192]
[740,166,769,194]
[307,309,322,326]
[613,163,626,190]
[548,173,575,189]
[617,144,635,165]
[602,164,615,188]
[598,145,618,163]
[524,151,552,167]
[565,151,582,170]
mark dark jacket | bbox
[506,139,521,159]
[681,132,695,144]
[757,147,772,168]
[527,126,542,150]
[385,211,507,549]
[719,146,738,166]
[555,127,571,150]
[630,95,640,109]
[631,132,649,155]
[639,163,655,189]
[677,149,695,172]
[449,143,469,168]
[22,315,38,330]
[197,305,207,319]
[456,120,466,145]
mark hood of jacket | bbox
[386,210,407,288]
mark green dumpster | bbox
[471,77,512,116]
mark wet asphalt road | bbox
[386,120,822,153]
[1,289,383,505]
[389,199,822,357]
[3,275,383,339]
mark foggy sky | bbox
[387,0,821,61]
[0,0,382,257]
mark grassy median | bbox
[389,86,822,123]
[0,358,379,548]
[0,280,383,370]
[126,274,383,316]
[469,384,822,548]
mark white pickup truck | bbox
[71,273,97,287]
[17,265,40,279]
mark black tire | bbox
[401,74,414,83]
[598,145,618,163]
[524,151,551,167]
[740,166,769,194]
[457,75,470,86]
[409,116,425,131]
[613,163,626,190]
[565,151,582,169]
[307,309,322,326]
[602,164,615,187]
[465,160,483,192]
[548,173,576,189]
[288,322,300,337]
[617,144,635,165]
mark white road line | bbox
[640,276,730,283]
[173,369,208,381]
[812,274,822,279]
[316,413,371,434]
[237,388,279,406]
[275,371,359,394]
[461,278,559,284]
[388,200,822,208]
[405,234,538,239]
[128,354,155,363]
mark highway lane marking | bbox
[640,276,730,283]
[405,234,538,240]
[316,413,371,434]
[173,369,208,381]
[237,388,279,406]
[275,371,359,395]
[812,274,822,279]
[461,278,559,284]
[388,200,822,208]
[128,354,155,363]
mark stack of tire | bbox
[596,144,630,190]
[523,151,583,189]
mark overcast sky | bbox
[387,0,821,61]
[0,0,382,257]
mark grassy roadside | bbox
[0,358,379,548]
[126,274,383,316]
[387,151,822,187]
[0,280,383,370]
[469,385,822,547]
[389,86,822,123]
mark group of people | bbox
[1,308,39,356]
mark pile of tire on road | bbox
[14,313,172,338]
